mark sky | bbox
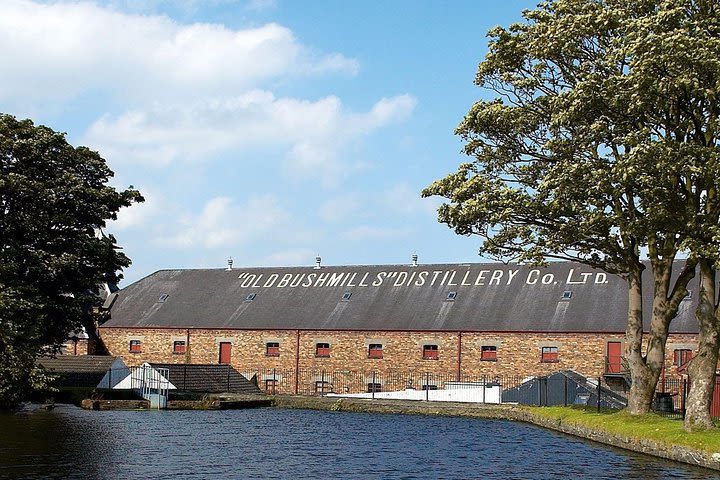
[1,0,539,286]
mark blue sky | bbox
[1,0,537,286]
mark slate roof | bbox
[38,355,124,388]
[103,262,700,333]
[38,355,120,373]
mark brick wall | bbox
[99,326,699,395]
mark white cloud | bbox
[341,225,411,241]
[1,2,416,187]
[107,189,159,231]
[83,93,417,184]
[348,95,418,134]
[157,195,287,249]
[0,0,357,103]
[264,248,315,266]
[105,0,258,16]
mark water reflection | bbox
[0,405,717,479]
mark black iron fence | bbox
[239,367,706,417]
[98,364,261,395]
[151,363,260,394]
[237,367,631,408]
[652,376,688,420]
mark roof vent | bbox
[314,255,322,269]
[101,292,118,310]
[226,257,233,271]
[446,291,457,301]
[411,253,418,267]
[561,291,572,300]
[245,293,257,302]
[158,293,169,303]
[342,292,352,301]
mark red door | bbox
[219,342,232,364]
[607,342,622,373]
[711,374,720,418]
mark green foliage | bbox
[423,0,720,415]
[423,0,720,273]
[0,114,143,408]
[330,399,344,411]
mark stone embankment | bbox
[80,394,271,411]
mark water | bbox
[0,405,717,479]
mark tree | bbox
[0,114,142,408]
[652,0,720,431]
[423,0,720,419]
[685,260,719,430]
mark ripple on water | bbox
[0,406,718,480]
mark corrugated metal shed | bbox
[104,262,700,333]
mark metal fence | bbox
[99,364,261,394]
[151,363,260,394]
[653,376,688,420]
[97,364,705,418]
[239,367,706,417]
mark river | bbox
[0,405,717,479]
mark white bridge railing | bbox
[130,364,171,409]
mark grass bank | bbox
[526,406,720,455]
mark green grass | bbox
[525,406,720,453]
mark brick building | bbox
[98,261,700,394]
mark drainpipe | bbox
[457,331,462,381]
[295,329,300,395]
[185,329,191,364]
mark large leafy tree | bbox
[650,0,720,431]
[0,114,142,408]
[423,0,720,422]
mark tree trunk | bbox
[625,269,657,414]
[684,260,719,431]
[624,259,691,415]
[627,324,668,414]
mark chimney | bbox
[226,257,233,271]
[411,253,418,267]
[314,255,322,269]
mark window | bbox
[481,345,497,361]
[173,340,186,354]
[315,343,330,358]
[368,344,383,359]
[315,381,332,394]
[541,346,559,363]
[446,291,457,301]
[561,291,572,299]
[265,379,278,394]
[245,293,256,302]
[341,292,352,301]
[367,383,382,393]
[129,340,142,353]
[266,342,280,357]
[674,349,693,367]
[423,344,439,360]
